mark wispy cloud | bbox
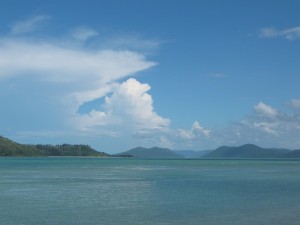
[259,26,300,40]
[98,35,163,54]
[71,27,99,41]
[290,99,300,109]
[10,15,50,35]
[253,121,279,135]
[0,39,154,83]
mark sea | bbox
[0,158,300,225]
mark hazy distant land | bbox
[117,144,300,159]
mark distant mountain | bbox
[202,144,291,158]
[0,136,109,157]
[118,147,183,158]
[173,150,212,158]
[283,149,300,158]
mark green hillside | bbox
[0,136,109,157]
[0,136,40,156]
[202,144,291,158]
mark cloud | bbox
[177,121,210,140]
[259,26,300,40]
[71,27,99,41]
[0,38,156,117]
[213,100,300,149]
[4,16,300,151]
[74,78,170,131]
[254,102,278,119]
[290,99,300,109]
[105,78,170,130]
[1,15,216,151]
[0,39,154,82]
[132,100,300,150]
[10,15,50,35]
[253,121,278,135]
[244,102,280,135]
[1,16,167,145]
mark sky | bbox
[1,0,300,153]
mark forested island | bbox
[0,136,109,157]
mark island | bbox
[0,136,109,157]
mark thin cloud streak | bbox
[71,27,99,41]
[259,26,300,40]
[10,15,50,35]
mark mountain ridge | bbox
[117,146,183,158]
[202,144,293,158]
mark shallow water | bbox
[0,158,300,225]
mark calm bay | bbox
[0,158,300,225]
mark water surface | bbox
[0,158,300,225]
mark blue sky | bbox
[1,0,300,152]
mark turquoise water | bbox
[1,158,300,225]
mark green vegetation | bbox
[0,136,109,157]
[35,144,109,157]
[0,136,39,156]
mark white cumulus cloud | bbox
[75,78,170,131]
[254,102,278,119]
